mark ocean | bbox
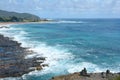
[0,19,120,80]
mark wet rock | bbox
[51,69,120,80]
[80,68,89,77]
[106,70,110,74]
[36,66,42,70]
[0,34,46,78]
[101,72,106,78]
[42,64,49,67]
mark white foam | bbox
[67,62,105,73]
[0,77,22,80]
[57,20,84,24]
[40,20,85,24]
[0,24,11,28]
[0,25,75,73]
[0,24,118,80]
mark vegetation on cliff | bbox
[0,10,47,22]
[113,76,120,80]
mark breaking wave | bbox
[0,24,117,80]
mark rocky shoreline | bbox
[0,34,47,78]
[0,24,119,80]
[51,68,120,80]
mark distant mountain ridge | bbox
[0,10,41,22]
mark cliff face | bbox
[0,10,40,22]
[51,68,120,80]
[0,34,46,78]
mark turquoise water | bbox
[0,19,120,80]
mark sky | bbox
[0,0,120,18]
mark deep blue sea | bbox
[0,19,120,80]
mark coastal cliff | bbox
[51,68,120,80]
[0,34,46,78]
[0,10,48,22]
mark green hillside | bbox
[0,10,41,22]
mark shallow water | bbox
[0,19,120,80]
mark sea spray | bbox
[0,24,97,75]
[0,20,120,80]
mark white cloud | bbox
[9,0,17,4]
[1,0,120,18]
[35,6,43,10]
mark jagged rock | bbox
[42,64,49,67]
[36,57,46,60]
[101,72,106,78]
[106,70,110,74]
[80,68,89,77]
[0,34,46,78]
[51,69,120,80]
[36,66,42,70]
